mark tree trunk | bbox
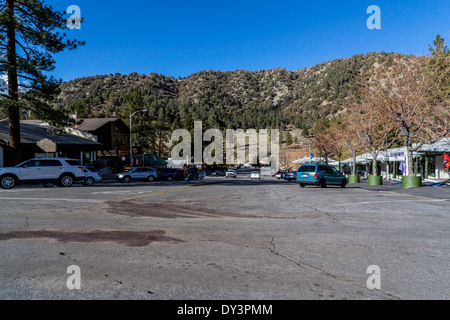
[406,148,414,177]
[372,152,378,176]
[6,0,21,165]
[352,153,357,176]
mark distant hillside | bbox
[55,52,414,131]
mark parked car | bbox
[187,170,204,180]
[0,158,85,189]
[250,171,261,180]
[43,165,103,188]
[297,164,348,188]
[212,170,227,177]
[116,167,158,183]
[284,171,297,181]
[82,167,103,186]
[226,170,237,178]
[156,168,184,181]
[275,170,285,179]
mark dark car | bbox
[156,168,184,181]
[297,164,348,188]
[188,170,201,180]
[212,170,226,177]
[283,171,297,181]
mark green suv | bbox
[297,164,348,188]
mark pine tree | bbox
[0,0,85,164]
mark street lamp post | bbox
[130,109,148,170]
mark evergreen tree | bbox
[183,113,194,132]
[285,131,293,146]
[156,108,168,157]
[171,117,181,131]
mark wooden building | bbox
[0,121,101,167]
[74,118,130,173]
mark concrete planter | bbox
[368,175,383,186]
[348,175,360,184]
[402,176,422,189]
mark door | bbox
[331,167,343,185]
[140,168,153,179]
[16,160,44,181]
[131,168,145,180]
[318,165,336,184]
[41,159,63,180]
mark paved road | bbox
[0,175,449,300]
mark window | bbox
[318,166,328,173]
[318,166,334,174]
[332,168,340,175]
[35,153,56,158]
[20,160,42,168]
[44,160,62,167]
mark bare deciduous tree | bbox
[338,115,363,176]
[365,41,450,176]
[348,97,398,177]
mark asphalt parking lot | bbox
[0,174,449,300]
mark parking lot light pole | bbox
[130,109,148,170]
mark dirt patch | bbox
[106,200,259,219]
[0,230,183,247]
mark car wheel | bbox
[319,179,327,188]
[168,176,173,181]
[42,183,55,188]
[1,175,17,189]
[123,176,131,183]
[341,180,347,188]
[299,184,305,188]
[83,177,95,186]
[58,174,74,187]
[147,175,155,182]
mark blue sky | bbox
[46,0,450,82]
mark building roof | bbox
[419,138,450,153]
[74,118,125,132]
[0,122,101,146]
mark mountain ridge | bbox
[55,51,415,131]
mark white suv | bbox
[225,170,237,178]
[0,158,86,189]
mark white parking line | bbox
[0,189,46,193]
[0,197,103,203]
[329,198,450,207]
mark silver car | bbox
[226,170,237,178]
[0,158,85,189]
[83,167,103,186]
[116,167,158,183]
